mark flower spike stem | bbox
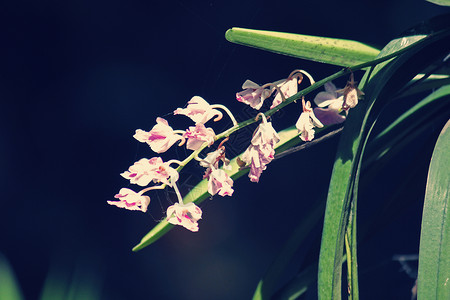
[172,181,184,204]
[166,159,183,166]
[261,82,286,103]
[193,155,203,161]
[209,104,238,126]
[255,112,268,123]
[138,184,166,196]
[289,69,315,85]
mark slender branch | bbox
[172,181,184,204]
[210,104,238,126]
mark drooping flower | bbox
[236,80,273,110]
[296,99,324,142]
[239,116,280,182]
[271,77,299,109]
[313,82,346,125]
[250,118,281,148]
[133,117,184,153]
[107,188,150,212]
[200,147,231,177]
[174,96,222,124]
[208,168,234,196]
[199,148,228,170]
[183,123,216,150]
[198,141,234,196]
[337,73,364,110]
[166,202,202,232]
[240,144,274,183]
[121,157,179,187]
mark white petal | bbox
[324,81,338,95]
[314,92,339,107]
[242,79,261,89]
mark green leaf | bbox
[318,28,450,299]
[417,120,450,299]
[225,27,380,67]
[426,0,450,6]
[366,84,450,164]
[132,126,302,251]
[273,263,318,300]
[0,253,24,300]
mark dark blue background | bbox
[1,1,447,299]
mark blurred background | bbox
[1,1,448,299]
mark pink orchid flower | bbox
[174,96,222,124]
[250,120,280,148]
[313,82,346,126]
[239,117,280,182]
[107,188,150,212]
[236,80,273,110]
[200,147,231,178]
[270,77,298,109]
[339,73,364,110]
[296,99,324,142]
[183,123,216,150]
[166,202,202,232]
[199,148,229,170]
[208,168,234,196]
[121,157,179,187]
[134,117,184,153]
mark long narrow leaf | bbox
[318,29,450,299]
[417,120,450,299]
[225,27,380,67]
[0,253,24,300]
[426,0,450,6]
[366,85,450,164]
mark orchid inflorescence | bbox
[108,69,363,232]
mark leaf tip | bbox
[225,28,236,42]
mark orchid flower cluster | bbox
[108,69,363,232]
